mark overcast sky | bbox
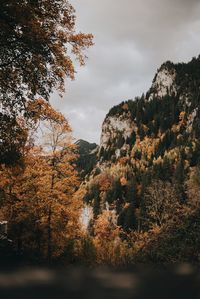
[51,0,200,144]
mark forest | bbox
[0,0,93,265]
[0,0,200,269]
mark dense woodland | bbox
[82,57,200,265]
[0,1,200,267]
[0,0,93,265]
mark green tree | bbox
[173,157,187,201]
[118,204,136,232]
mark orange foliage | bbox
[0,104,81,260]
[120,176,128,186]
[93,173,113,192]
[0,0,93,109]
[119,157,129,165]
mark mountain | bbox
[82,55,200,233]
[75,139,99,178]
[99,58,200,164]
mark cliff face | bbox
[83,56,200,231]
[148,62,177,100]
[99,111,135,162]
[98,57,200,163]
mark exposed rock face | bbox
[148,62,177,100]
[82,55,200,231]
[97,62,178,163]
[80,205,93,230]
[99,112,135,162]
[97,57,200,164]
[100,115,133,149]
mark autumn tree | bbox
[0,149,50,255]
[41,113,80,262]
[186,166,200,208]
[0,104,81,262]
[93,210,121,265]
[0,113,28,165]
[0,1,93,165]
[143,180,181,228]
[0,0,93,110]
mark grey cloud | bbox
[51,0,200,143]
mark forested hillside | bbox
[81,56,200,265]
[75,140,98,178]
[1,54,200,266]
[0,0,93,265]
[0,0,200,267]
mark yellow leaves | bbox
[93,173,113,192]
[93,210,125,264]
[179,111,186,123]
[27,98,71,130]
[118,157,129,165]
[171,111,187,134]
[136,184,142,196]
[120,176,127,186]
[68,32,94,67]
[184,159,190,169]
[124,202,130,209]
[55,69,66,79]
[0,105,81,259]
[177,134,183,140]
[0,0,93,111]
[153,155,162,165]
[131,135,160,171]
[163,147,180,163]
[109,163,132,179]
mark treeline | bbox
[0,0,93,265]
[79,56,200,266]
[0,100,82,264]
[80,167,200,266]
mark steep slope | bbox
[75,139,98,178]
[134,206,200,264]
[99,57,200,164]
[83,56,200,231]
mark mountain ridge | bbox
[81,55,200,233]
[75,139,99,178]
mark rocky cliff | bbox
[82,56,200,231]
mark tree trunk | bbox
[47,205,52,264]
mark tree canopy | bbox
[0,0,93,111]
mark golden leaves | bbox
[0,105,81,259]
[0,0,93,113]
[27,98,71,128]
[120,177,127,186]
[92,173,113,192]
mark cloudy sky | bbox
[51,0,200,144]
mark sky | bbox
[51,0,200,144]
